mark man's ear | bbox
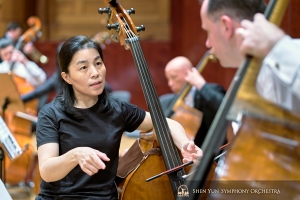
[220,15,235,39]
[61,72,71,85]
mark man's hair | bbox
[202,0,267,22]
[0,38,13,50]
[6,21,22,32]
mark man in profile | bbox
[163,56,225,146]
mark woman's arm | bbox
[38,143,110,182]
[136,112,202,163]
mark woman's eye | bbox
[96,61,102,66]
[80,66,87,70]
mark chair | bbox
[159,93,176,117]
[110,90,131,103]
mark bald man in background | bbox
[162,56,226,147]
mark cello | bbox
[0,16,42,191]
[99,1,192,199]
[186,0,300,199]
[165,51,217,140]
[0,73,36,186]
[10,16,43,116]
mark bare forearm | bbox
[167,118,189,149]
[167,119,203,163]
[39,148,78,182]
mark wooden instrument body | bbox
[101,0,188,199]
[6,17,43,189]
[209,114,300,200]
[218,116,300,181]
[118,132,175,200]
[1,71,39,193]
[208,58,300,199]
[186,1,300,199]
[171,102,203,140]
[1,112,36,185]
[12,75,38,115]
[200,1,300,199]
[117,130,198,200]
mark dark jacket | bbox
[160,83,226,147]
[193,83,226,147]
[21,66,62,102]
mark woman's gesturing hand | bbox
[181,141,203,164]
[74,147,110,176]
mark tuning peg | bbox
[106,23,119,30]
[136,25,145,32]
[127,8,135,15]
[98,7,110,14]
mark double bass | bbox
[164,51,217,140]
[99,1,192,199]
[11,16,43,116]
[0,16,42,192]
[0,73,36,186]
[186,0,300,199]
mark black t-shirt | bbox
[36,96,145,199]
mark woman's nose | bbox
[90,65,100,78]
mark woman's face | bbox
[61,48,106,101]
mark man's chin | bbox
[220,60,240,68]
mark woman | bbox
[36,35,202,199]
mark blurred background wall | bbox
[0,0,299,110]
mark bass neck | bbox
[127,36,186,194]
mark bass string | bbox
[122,18,184,172]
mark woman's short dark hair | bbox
[205,0,266,22]
[57,35,106,119]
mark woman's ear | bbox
[220,15,235,39]
[61,72,71,85]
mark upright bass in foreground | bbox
[187,0,300,200]
[99,0,190,199]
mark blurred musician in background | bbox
[21,42,64,106]
[0,38,46,118]
[0,38,46,87]
[0,21,23,45]
[1,20,48,65]
[162,56,226,147]
[0,21,36,63]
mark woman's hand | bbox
[74,147,110,176]
[181,141,203,164]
